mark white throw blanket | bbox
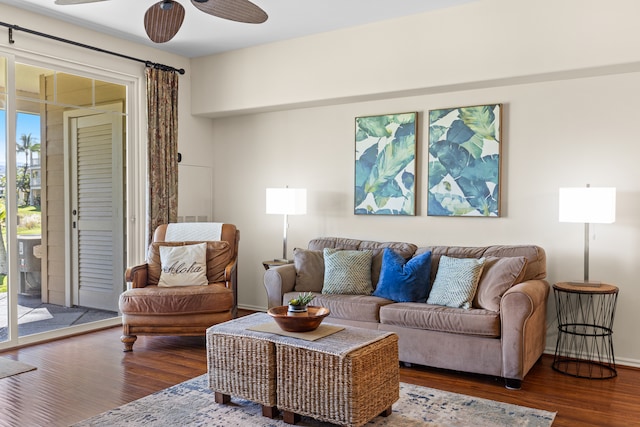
[165,222,223,242]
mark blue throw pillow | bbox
[373,249,432,302]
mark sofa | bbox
[263,237,549,389]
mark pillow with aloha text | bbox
[147,241,231,285]
[158,243,208,287]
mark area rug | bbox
[0,357,36,379]
[73,374,556,427]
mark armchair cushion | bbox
[147,241,232,286]
[119,283,233,315]
[158,243,208,287]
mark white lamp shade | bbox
[266,188,307,215]
[559,187,616,224]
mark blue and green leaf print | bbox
[428,104,501,217]
[355,113,417,215]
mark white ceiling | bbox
[0,0,477,58]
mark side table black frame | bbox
[262,260,293,270]
[552,282,618,379]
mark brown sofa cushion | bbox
[473,256,528,312]
[483,245,545,281]
[379,302,500,338]
[308,237,361,250]
[293,248,324,292]
[283,292,394,323]
[119,283,233,315]
[147,241,232,286]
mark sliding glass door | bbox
[0,56,7,341]
[0,53,127,347]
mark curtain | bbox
[145,66,179,246]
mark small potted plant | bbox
[288,292,315,313]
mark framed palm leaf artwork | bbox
[428,104,502,217]
[355,112,417,215]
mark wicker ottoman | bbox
[276,330,399,427]
[206,317,278,417]
[206,313,399,426]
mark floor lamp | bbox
[266,187,307,263]
[559,185,616,286]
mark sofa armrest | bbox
[263,264,297,309]
[125,264,149,289]
[500,279,550,384]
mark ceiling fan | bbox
[54,0,268,43]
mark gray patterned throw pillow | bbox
[321,248,373,295]
[427,255,486,309]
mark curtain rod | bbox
[0,21,185,75]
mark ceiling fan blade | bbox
[54,0,110,5]
[144,1,186,44]
[191,0,268,24]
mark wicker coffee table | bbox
[206,313,399,427]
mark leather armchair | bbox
[119,223,239,351]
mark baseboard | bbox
[543,347,640,369]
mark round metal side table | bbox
[552,282,618,379]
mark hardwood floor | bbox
[1,319,639,426]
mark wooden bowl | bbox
[267,306,330,332]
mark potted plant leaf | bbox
[288,292,315,313]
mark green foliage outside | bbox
[17,205,42,235]
[0,133,43,293]
[0,203,42,293]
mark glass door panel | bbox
[0,59,126,344]
[0,56,8,342]
[0,102,6,343]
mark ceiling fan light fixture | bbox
[54,0,108,5]
[191,0,268,24]
[160,0,174,11]
[56,0,268,44]
[145,0,185,43]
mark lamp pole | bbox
[584,184,590,283]
[279,212,289,262]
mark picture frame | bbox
[427,104,502,217]
[354,112,417,215]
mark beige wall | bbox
[192,0,640,117]
[194,0,640,367]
